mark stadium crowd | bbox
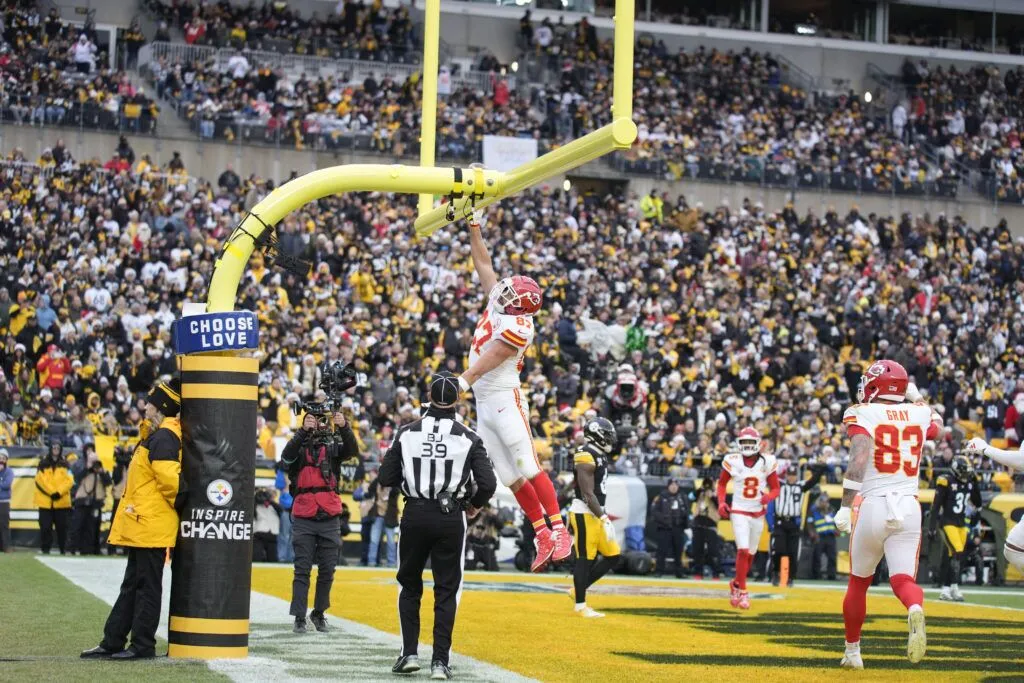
[145,0,419,62]
[2,0,1023,204]
[896,59,1024,202]
[0,139,1021,502]
[0,4,160,132]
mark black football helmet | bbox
[584,417,617,455]
[951,455,974,483]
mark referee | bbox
[771,461,823,586]
[378,372,496,680]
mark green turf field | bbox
[0,552,225,683]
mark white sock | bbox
[574,602,587,612]
[845,641,860,653]
[951,583,959,592]
[909,604,924,615]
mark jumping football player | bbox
[928,455,981,602]
[568,417,622,618]
[456,210,572,572]
[835,360,942,670]
[717,426,779,610]
[962,437,1024,574]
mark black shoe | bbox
[310,611,330,632]
[393,654,421,674]
[787,578,795,588]
[771,576,780,587]
[430,661,453,680]
[110,647,155,660]
[80,645,117,659]
[293,617,308,634]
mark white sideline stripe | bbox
[37,556,537,683]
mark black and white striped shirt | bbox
[378,408,497,508]
[775,465,825,521]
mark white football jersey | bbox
[467,302,533,397]
[843,402,936,498]
[722,452,777,514]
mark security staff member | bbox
[380,373,496,681]
[771,462,823,586]
[651,478,688,578]
[929,455,981,602]
[81,379,184,661]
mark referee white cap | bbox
[430,372,461,409]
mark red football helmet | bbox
[491,275,542,316]
[736,426,761,455]
[857,360,909,403]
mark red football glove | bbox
[718,503,730,519]
[759,494,772,505]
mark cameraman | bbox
[604,364,648,435]
[281,409,358,634]
[70,445,111,555]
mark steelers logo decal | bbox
[206,479,234,507]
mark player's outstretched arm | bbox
[468,210,498,294]
[459,339,516,391]
[965,437,1024,470]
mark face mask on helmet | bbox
[585,418,616,455]
[738,438,760,455]
[490,276,542,316]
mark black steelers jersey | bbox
[572,445,608,508]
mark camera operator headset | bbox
[379,372,497,680]
[280,361,359,634]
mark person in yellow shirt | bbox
[34,441,73,554]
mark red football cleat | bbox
[738,591,751,610]
[532,528,555,572]
[551,528,572,563]
[729,581,742,607]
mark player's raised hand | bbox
[469,208,485,229]
[962,437,988,457]
[834,506,852,534]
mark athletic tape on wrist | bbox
[458,376,471,393]
[842,479,863,491]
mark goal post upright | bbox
[417,0,442,218]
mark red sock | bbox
[890,574,924,610]
[530,474,564,529]
[513,481,545,527]
[735,550,749,590]
[843,575,873,643]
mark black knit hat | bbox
[147,377,181,417]
[429,372,461,409]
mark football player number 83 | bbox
[873,424,923,476]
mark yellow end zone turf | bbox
[251,567,1024,682]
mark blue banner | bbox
[173,312,259,355]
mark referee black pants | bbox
[772,520,801,580]
[397,500,467,667]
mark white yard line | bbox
[38,556,536,683]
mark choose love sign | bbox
[172,311,259,355]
